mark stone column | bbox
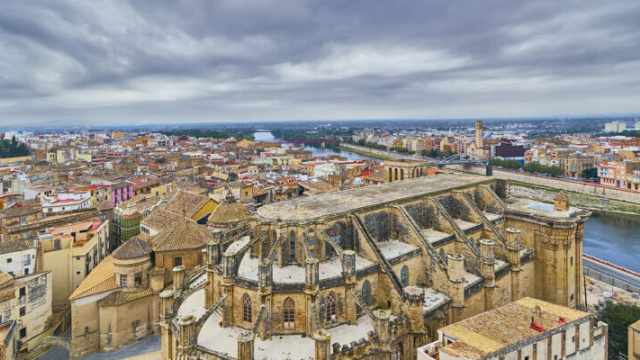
[403,286,425,333]
[238,332,255,360]
[478,239,496,311]
[341,251,357,324]
[176,315,196,359]
[447,254,465,322]
[258,260,273,294]
[160,289,175,360]
[506,228,523,301]
[314,329,332,360]
[221,254,237,328]
[208,241,221,265]
[373,309,391,344]
[172,266,186,292]
[305,258,319,295]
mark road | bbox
[583,256,640,294]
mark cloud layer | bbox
[1,1,639,126]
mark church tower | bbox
[475,120,484,149]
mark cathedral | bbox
[160,172,590,360]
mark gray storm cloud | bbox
[0,1,639,126]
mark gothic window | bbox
[326,292,337,322]
[401,265,409,287]
[308,229,315,258]
[439,248,446,263]
[289,231,296,263]
[242,294,252,323]
[283,297,295,330]
[362,280,372,306]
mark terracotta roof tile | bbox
[98,288,153,307]
[112,236,153,260]
[141,208,184,233]
[165,190,211,218]
[69,256,117,301]
[151,220,210,252]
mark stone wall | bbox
[447,165,640,203]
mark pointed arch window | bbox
[283,297,295,330]
[362,280,372,306]
[242,294,252,323]
[401,265,409,287]
[289,231,296,263]
[326,292,337,322]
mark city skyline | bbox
[2,1,640,126]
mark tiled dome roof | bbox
[112,236,153,260]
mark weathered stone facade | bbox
[162,173,590,360]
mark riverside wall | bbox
[446,165,640,204]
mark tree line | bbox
[0,136,30,158]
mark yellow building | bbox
[0,271,52,349]
[69,237,164,358]
[630,319,640,360]
[40,220,110,306]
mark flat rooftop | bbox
[439,297,590,359]
[257,173,490,222]
[506,199,587,220]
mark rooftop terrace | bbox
[257,173,490,222]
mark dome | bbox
[112,236,153,260]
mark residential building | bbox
[0,271,53,346]
[0,240,38,278]
[40,220,110,306]
[418,297,607,360]
[604,121,627,133]
[598,160,640,189]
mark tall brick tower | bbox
[475,120,484,149]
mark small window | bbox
[570,257,573,266]
[24,268,29,275]
[19,307,26,317]
[19,328,26,338]
[54,239,61,250]
[19,287,25,296]
[6,258,11,264]
[525,356,529,360]
[120,275,128,287]
[401,265,409,287]
[362,280,372,306]
[76,271,81,275]
[174,256,182,267]
[135,273,143,287]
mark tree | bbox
[595,300,640,360]
[582,167,599,179]
[522,162,564,177]
[493,158,523,169]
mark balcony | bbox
[418,340,442,360]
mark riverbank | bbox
[337,145,394,161]
[509,182,640,215]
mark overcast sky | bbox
[1,1,639,127]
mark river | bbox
[583,212,640,273]
[254,131,640,272]
[253,131,379,161]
